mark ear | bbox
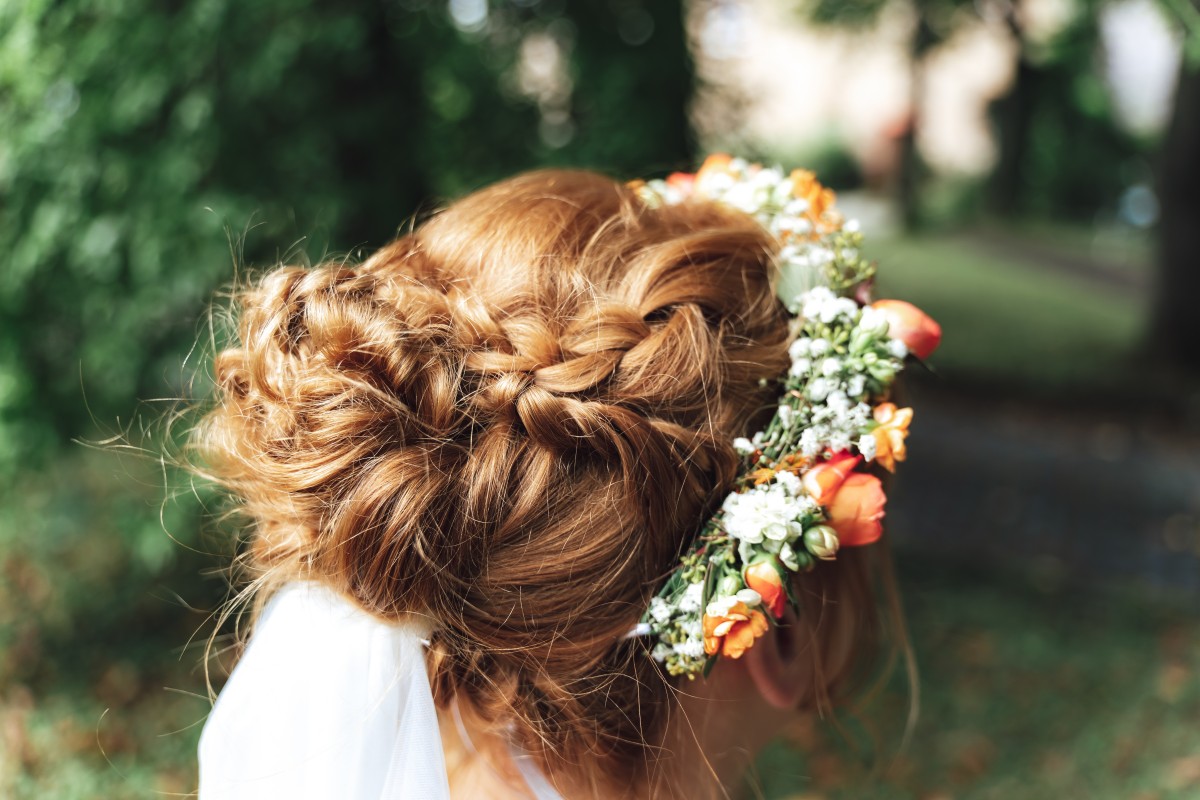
[742,605,808,710]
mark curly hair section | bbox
[195,169,797,788]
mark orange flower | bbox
[696,153,734,184]
[703,602,770,658]
[871,403,914,473]
[789,168,837,222]
[870,299,942,360]
[801,452,862,505]
[826,473,887,546]
[744,560,787,619]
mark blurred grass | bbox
[755,556,1200,800]
[7,553,1199,798]
[869,233,1148,396]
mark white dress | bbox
[198,582,563,799]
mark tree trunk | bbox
[1151,62,1200,370]
[989,9,1038,218]
[897,15,936,231]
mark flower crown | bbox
[629,155,941,678]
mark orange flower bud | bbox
[744,560,787,619]
[801,451,861,505]
[871,403,914,473]
[871,299,942,360]
[695,153,734,186]
[827,473,887,547]
[665,171,695,194]
[702,602,770,659]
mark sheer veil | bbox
[198,582,561,799]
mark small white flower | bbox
[706,595,739,618]
[733,437,756,456]
[888,338,909,359]
[847,374,866,398]
[821,357,841,377]
[844,219,861,233]
[649,597,673,624]
[858,433,877,461]
[850,403,873,427]
[799,427,822,457]
[774,470,801,496]
[736,588,763,607]
[785,197,810,216]
[789,337,812,360]
[779,542,801,571]
[652,643,672,662]
[857,306,889,337]
[789,357,812,377]
[674,639,706,659]
[826,390,851,413]
[809,338,830,357]
[679,581,704,614]
[829,431,851,453]
[777,404,794,428]
[808,378,832,402]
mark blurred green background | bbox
[3,0,1200,797]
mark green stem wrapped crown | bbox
[629,155,942,678]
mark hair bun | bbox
[197,168,790,783]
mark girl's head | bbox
[197,169,891,797]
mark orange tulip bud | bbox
[744,560,787,619]
[702,601,770,658]
[801,451,862,505]
[827,473,887,547]
[871,299,942,360]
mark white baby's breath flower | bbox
[821,357,841,377]
[857,305,889,337]
[844,218,861,233]
[808,377,832,402]
[733,437,756,456]
[785,197,810,216]
[649,597,673,624]
[679,581,704,614]
[673,639,706,659]
[829,431,851,453]
[850,403,873,427]
[809,338,830,357]
[789,337,812,360]
[888,338,909,359]
[789,357,812,377]
[847,374,866,398]
[777,404,794,428]
[799,427,822,457]
[826,390,851,413]
[774,470,802,496]
[858,433,878,461]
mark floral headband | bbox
[629,155,941,678]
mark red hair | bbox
[195,169,889,796]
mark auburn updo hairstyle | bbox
[195,169,887,795]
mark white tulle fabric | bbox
[197,581,450,799]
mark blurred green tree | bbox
[0,0,691,684]
[1152,61,1200,370]
[796,0,1177,225]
